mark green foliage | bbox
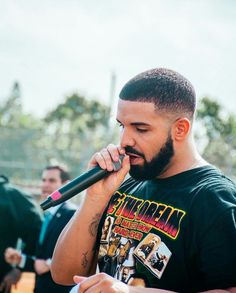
[42,93,112,175]
[196,97,236,179]
[0,82,46,181]
[0,82,43,129]
[0,85,115,182]
[44,93,109,129]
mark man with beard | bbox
[51,68,236,293]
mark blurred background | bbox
[1,0,236,197]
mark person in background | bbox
[5,165,76,293]
[51,68,236,293]
[0,175,42,293]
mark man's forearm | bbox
[51,196,106,285]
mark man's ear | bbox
[172,118,191,141]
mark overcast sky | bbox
[1,0,236,117]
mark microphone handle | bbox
[40,155,124,211]
[56,167,108,204]
[41,167,108,210]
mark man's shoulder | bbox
[185,165,236,196]
[197,166,236,199]
[51,203,76,225]
[190,167,236,218]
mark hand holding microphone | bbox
[40,146,130,211]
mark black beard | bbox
[128,134,174,180]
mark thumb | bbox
[73,275,87,284]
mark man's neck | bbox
[158,143,208,179]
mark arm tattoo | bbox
[81,251,89,268]
[88,213,101,237]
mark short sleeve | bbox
[198,207,236,289]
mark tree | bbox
[196,97,236,179]
[0,82,46,182]
[0,85,117,183]
[42,93,113,175]
[0,82,42,129]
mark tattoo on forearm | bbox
[89,213,101,237]
[82,251,89,268]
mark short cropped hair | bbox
[44,165,70,183]
[119,68,196,119]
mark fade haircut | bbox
[119,68,196,119]
[44,165,70,183]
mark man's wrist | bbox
[84,192,109,211]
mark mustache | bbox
[125,146,145,158]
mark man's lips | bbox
[126,152,144,164]
[126,152,142,158]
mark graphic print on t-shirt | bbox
[98,191,186,284]
[133,233,171,279]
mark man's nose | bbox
[120,128,135,148]
[41,181,49,188]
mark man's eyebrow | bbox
[116,119,150,127]
[131,122,150,126]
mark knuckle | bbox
[93,152,103,161]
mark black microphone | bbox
[40,155,124,211]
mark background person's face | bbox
[117,99,174,180]
[41,169,63,199]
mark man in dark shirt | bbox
[52,68,236,293]
[0,175,42,293]
[5,166,76,293]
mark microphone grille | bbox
[112,155,125,171]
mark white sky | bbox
[1,0,236,117]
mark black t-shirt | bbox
[97,166,236,292]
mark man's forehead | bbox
[117,99,178,124]
[117,99,157,121]
[117,99,156,111]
